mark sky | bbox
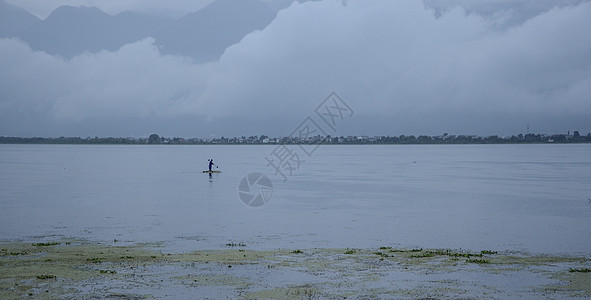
[1,0,590,138]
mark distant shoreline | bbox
[1,133,590,145]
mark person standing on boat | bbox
[208,159,214,171]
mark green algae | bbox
[466,259,490,264]
[569,268,591,273]
[1,241,589,299]
[544,269,591,296]
[175,274,249,288]
[245,285,321,300]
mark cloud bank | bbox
[1,0,590,137]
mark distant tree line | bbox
[1,132,590,145]
[0,136,137,144]
[334,132,591,144]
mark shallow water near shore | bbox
[1,144,590,255]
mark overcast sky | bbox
[1,0,590,138]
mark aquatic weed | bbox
[389,248,422,253]
[569,268,591,273]
[33,242,60,247]
[410,252,435,258]
[448,252,483,258]
[373,252,389,258]
[466,259,490,264]
[287,286,319,298]
[415,249,483,258]
[86,257,103,263]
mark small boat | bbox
[203,170,221,173]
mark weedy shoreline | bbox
[1,240,590,299]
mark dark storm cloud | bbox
[1,0,590,137]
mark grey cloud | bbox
[204,0,591,132]
[423,0,589,28]
[1,0,590,137]
[0,38,210,119]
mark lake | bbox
[1,144,590,255]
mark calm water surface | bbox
[0,144,590,255]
